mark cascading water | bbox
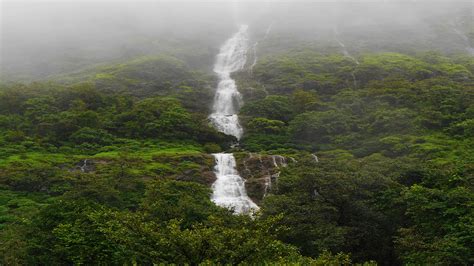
[211,153,259,214]
[80,159,88,172]
[209,25,249,139]
[209,25,259,214]
[334,27,359,88]
[249,22,274,74]
[451,25,474,56]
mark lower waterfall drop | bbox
[211,153,259,214]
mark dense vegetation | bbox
[1,48,473,264]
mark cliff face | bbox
[234,153,289,204]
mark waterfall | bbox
[249,22,274,74]
[451,26,474,55]
[209,25,259,214]
[209,25,249,139]
[272,155,287,168]
[265,155,287,197]
[249,41,259,74]
[334,27,359,88]
[80,159,88,173]
[334,27,360,65]
[211,153,259,214]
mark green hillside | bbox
[0,48,473,264]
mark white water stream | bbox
[209,25,249,139]
[334,27,359,88]
[209,25,259,214]
[249,22,273,73]
[211,153,259,214]
[451,26,474,56]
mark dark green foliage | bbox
[141,180,220,226]
[252,51,356,95]
[240,50,474,162]
[289,110,355,144]
[235,49,473,264]
[261,158,397,263]
[114,97,197,139]
[0,49,473,264]
[247,117,286,134]
[0,82,228,149]
[70,127,115,145]
[395,167,474,265]
[240,95,294,122]
[4,184,306,265]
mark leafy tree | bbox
[240,95,294,122]
[395,169,474,265]
[290,89,319,113]
[70,127,114,145]
[262,158,400,263]
[289,111,354,144]
[140,180,221,226]
[246,117,286,135]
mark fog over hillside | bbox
[1,0,472,80]
[1,1,473,265]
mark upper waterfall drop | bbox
[209,25,249,140]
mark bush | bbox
[70,127,115,145]
[203,143,221,153]
[246,118,286,134]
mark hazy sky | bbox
[1,0,472,79]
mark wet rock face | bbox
[76,159,96,173]
[235,153,289,204]
[73,159,110,173]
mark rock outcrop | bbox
[234,153,289,204]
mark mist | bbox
[1,0,472,80]
[1,1,474,264]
